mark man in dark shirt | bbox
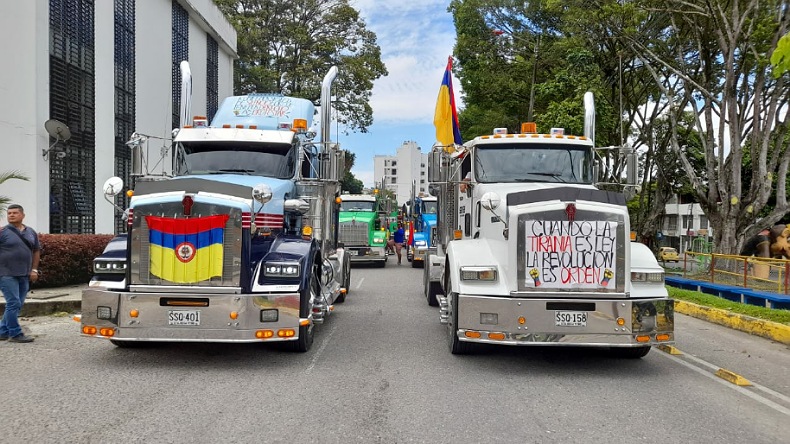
[0,204,40,343]
[393,223,405,265]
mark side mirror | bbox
[103,177,124,197]
[252,183,273,204]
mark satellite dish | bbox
[44,119,71,142]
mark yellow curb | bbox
[674,300,790,345]
[657,344,683,355]
[715,368,752,386]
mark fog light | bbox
[255,330,274,339]
[278,329,295,338]
[260,309,279,322]
[480,313,498,325]
[97,306,112,320]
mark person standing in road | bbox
[0,204,41,343]
[393,223,405,265]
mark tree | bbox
[339,150,364,193]
[0,170,30,215]
[622,0,790,254]
[214,0,388,132]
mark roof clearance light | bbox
[521,122,537,134]
[550,128,565,136]
[493,128,508,135]
[292,119,308,132]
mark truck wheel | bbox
[336,254,351,303]
[447,292,473,355]
[376,259,386,268]
[424,263,439,306]
[609,346,651,359]
[288,273,318,352]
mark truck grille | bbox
[129,202,243,288]
[339,221,369,246]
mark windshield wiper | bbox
[211,169,254,175]
[527,172,567,183]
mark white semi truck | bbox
[424,92,674,357]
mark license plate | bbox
[555,311,587,327]
[168,310,201,326]
[348,250,358,256]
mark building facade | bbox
[373,140,429,207]
[0,0,236,234]
[661,196,713,253]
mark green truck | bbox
[339,194,388,267]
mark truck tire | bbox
[335,254,351,303]
[376,259,386,268]
[609,346,651,359]
[447,292,474,355]
[424,264,439,306]
[411,258,421,268]
[288,272,318,352]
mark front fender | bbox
[445,239,512,296]
[257,235,320,291]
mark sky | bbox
[339,1,459,188]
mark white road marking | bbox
[305,323,337,374]
[655,349,790,416]
[356,277,364,290]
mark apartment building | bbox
[373,140,429,207]
[661,195,713,252]
[0,0,236,234]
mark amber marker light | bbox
[72,314,82,323]
[302,226,314,238]
[99,328,115,337]
[656,333,671,342]
[126,190,134,198]
[616,318,625,326]
[340,288,347,294]
[488,332,505,340]
[464,331,482,339]
[278,329,296,338]
[230,311,239,320]
[299,320,311,327]
[335,196,342,204]
[453,230,463,240]
[82,326,97,335]
[635,335,650,343]
[518,317,526,325]
[255,330,274,339]
[129,309,139,318]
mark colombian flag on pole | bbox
[434,56,462,148]
[146,215,229,283]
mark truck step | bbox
[439,297,449,324]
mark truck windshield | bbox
[423,201,438,214]
[473,143,593,184]
[340,201,376,212]
[174,141,296,179]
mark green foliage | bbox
[0,170,30,214]
[771,32,790,77]
[33,234,114,288]
[340,171,363,194]
[214,0,388,132]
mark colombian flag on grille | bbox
[146,215,230,283]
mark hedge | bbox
[33,234,115,288]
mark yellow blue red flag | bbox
[146,214,229,283]
[434,56,462,147]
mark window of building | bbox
[391,169,397,175]
[172,0,189,129]
[206,34,219,122]
[667,215,678,231]
[114,0,136,233]
[49,0,96,234]
[391,161,397,166]
[699,215,708,230]
[391,177,396,184]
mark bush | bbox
[33,234,114,288]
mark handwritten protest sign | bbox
[524,220,617,289]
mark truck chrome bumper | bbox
[413,246,435,262]
[448,294,674,347]
[348,246,386,263]
[80,288,305,343]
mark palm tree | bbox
[0,170,30,215]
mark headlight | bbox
[373,236,386,243]
[264,262,301,277]
[631,272,664,283]
[460,266,498,281]
[414,240,427,247]
[94,260,127,274]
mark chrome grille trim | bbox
[339,221,369,246]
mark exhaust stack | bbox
[583,91,595,146]
[320,66,339,149]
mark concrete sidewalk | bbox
[0,284,85,317]
[1,284,789,345]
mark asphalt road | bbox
[2,260,789,443]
